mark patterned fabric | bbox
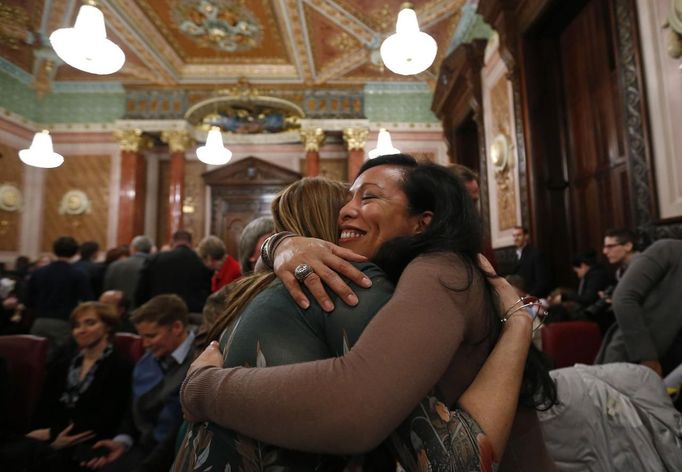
[60,344,113,408]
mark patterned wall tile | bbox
[40,155,111,252]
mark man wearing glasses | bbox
[602,228,638,280]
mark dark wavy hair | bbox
[360,154,557,410]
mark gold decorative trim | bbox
[299,128,325,152]
[342,127,369,150]
[490,133,511,172]
[161,130,194,152]
[0,184,22,212]
[113,129,145,152]
[59,190,91,216]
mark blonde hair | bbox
[203,177,348,349]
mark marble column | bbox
[299,128,325,176]
[342,127,369,182]
[113,129,148,246]
[161,130,193,243]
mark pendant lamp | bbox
[49,3,125,75]
[19,130,64,168]
[368,129,400,159]
[380,5,437,76]
[196,127,232,165]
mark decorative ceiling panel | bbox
[137,0,290,63]
[0,0,466,92]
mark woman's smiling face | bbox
[337,165,422,259]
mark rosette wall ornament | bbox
[380,3,438,75]
[59,190,92,215]
[49,1,125,75]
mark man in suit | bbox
[135,230,212,313]
[104,235,152,310]
[85,294,195,471]
[596,239,682,377]
[510,226,550,297]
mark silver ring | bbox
[294,263,315,283]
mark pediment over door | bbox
[202,156,301,186]
[203,157,301,265]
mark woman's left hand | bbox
[50,423,95,450]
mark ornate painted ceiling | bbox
[0,0,466,93]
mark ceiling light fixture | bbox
[49,2,125,75]
[368,128,400,159]
[19,130,64,168]
[380,4,437,76]
[196,126,232,165]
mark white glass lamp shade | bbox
[380,8,437,76]
[49,4,125,75]
[19,131,64,168]
[368,129,400,159]
[196,127,232,165]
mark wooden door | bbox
[523,0,631,285]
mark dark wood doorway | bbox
[523,0,632,285]
[203,157,301,260]
[452,112,481,175]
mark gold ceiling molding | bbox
[343,127,369,150]
[283,0,312,82]
[161,130,194,152]
[299,127,325,152]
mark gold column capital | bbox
[342,127,369,151]
[299,128,325,152]
[161,130,194,153]
[113,129,148,152]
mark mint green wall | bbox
[364,90,439,123]
[0,71,125,124]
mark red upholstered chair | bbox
[113,333,145,365]
[541,321,603,369]
[0,335,49,433]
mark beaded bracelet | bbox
[260,231,297,270]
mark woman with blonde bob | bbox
[178,167,554,471]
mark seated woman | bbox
[26,302,132,470]
[180,156,557,471]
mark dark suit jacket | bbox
[134,246,212,312]
[104,253,148,309]
[563,264,613,307]
[512,245,551,297]
[26,260,94,320]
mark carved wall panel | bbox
[0,143,24,251]
[156,160,170,248]
[40,155,111,252]
[182,161,207,244]
[482,38,522,248]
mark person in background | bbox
[510,226,551,297]
[595,239,682,377]
[27,236,94,358]
[197,235,241,292]
[135,230,212,313]
[193,286,231,352]
[104,236,152,310]
[73,241,105,297]
[25,302,132,471]
[84,294,195,472]
[237,216,274,274]
[99,290,135,333]
[546,250,612,323]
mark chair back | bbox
[541,321,602,369]
[0,335,48,433]
[113,333,145,365]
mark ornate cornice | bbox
[161,130,194,153]
[299,127,325,152]
[342,127,369,150]
[113,129,146,152]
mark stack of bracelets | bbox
[501,296,548,332]
[260,231,296,270]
